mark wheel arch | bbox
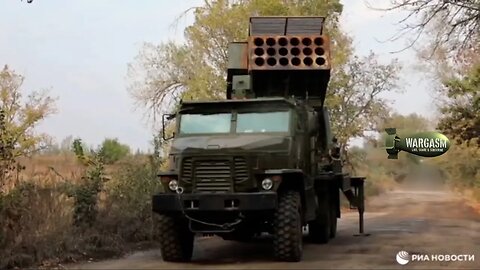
[276,171,307,217]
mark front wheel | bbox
[273,190,303,262]
[156,214,194,262]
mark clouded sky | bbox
[0,0,436,152]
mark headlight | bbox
[168,180,179,191]
[262,178,273,190]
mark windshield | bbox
[178,110,291,135]
[237,111,290,133]
[179,113,231,134]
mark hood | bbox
[170,134,290,154]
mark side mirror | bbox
[162,114,176,141]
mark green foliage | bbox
[437,63,480,146]
[98,138,131,164]
[428,140,480,191]
[103,156,163,241]
[349,146,397,196]
[348,113,435,194]
[101,134,164,241]
[0,65,56,157]
[327,53,402,148]
[377,112,433,133]
[128,0,349,117]
[0,134,166,268]
[128,1,401,156]
[68,138,108,227]
[0,66,56,191]
[433,64,480,201]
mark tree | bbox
[373,0,480,56]
[128,0,349,120]
[376,112,433,134]
[0,65,56,190]
[328,53,402,150]
[99,138,131,164]
[128,1,401,155]
[437,63,480,146]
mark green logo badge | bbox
[385,128,450,159]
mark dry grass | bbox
[0,149,412,268]
[10,154,85,191]
[0,153,161,269]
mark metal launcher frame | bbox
[227,17,330,107]
[226,16,367,235]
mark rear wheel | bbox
[330,206,337,238]
[157,214,194,262]
[309,190,331,243]
[273,190,303,262]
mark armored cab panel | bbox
[227,42,249,70]
[227,42,249,99]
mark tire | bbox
[273,190,303,262]
[157,214,194,262]
[308,193,330,244]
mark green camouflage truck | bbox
[153,16,367,262]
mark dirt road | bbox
[69,188,480,269]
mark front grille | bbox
[234,157,248,183]
[194,159,231,192]
[181,157,249,192]
[181,158,193,183]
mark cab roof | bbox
[179,97,297,113]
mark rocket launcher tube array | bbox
[226,17,332,102]
[248,35,331,70]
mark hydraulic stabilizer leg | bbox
[352,177,370,236]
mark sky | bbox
[0,0,437,152]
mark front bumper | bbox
[152,192,277,213]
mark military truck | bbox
[152,16,367,262]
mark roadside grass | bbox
[426,141,480,208]
[1,145,424,268]
[0,153,162,269]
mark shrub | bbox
[98,138,130,164]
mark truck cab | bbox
[162,97,330,193]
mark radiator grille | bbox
[181,157,249,192]
[194,159,231,192]
[181,158,193,183]
[234,157,248,183]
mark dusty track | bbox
[69,188,480,269]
